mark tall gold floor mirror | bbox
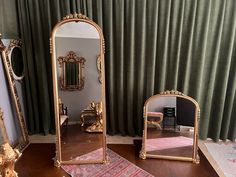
[50,13,107,166]
[0,35,29,152]
[140,90,200,163]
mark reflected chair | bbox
[147,112,163,130]
[58,98,69,132]
[80,101,103,133]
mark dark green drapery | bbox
[0,0,20,38]
[1,0,235,141]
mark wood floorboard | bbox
[61,124,103,160]
[15,143,218,177]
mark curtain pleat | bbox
[10,0,235,140]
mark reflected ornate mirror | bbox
[140,90,200,163]
[58,51,86,90]
[0,35,29,152]
[50,13,107,166]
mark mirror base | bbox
[53,157,61,168]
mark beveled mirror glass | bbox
[0,36,29,152]
[51,13,107,166]
[140,90,200,163]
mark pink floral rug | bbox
[146,136,193,152]
[62,148,154,177]
[205,142,236,177]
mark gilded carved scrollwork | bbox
[0,109,21,177]
[7,40,22,54]
[0,108,9,144]
[160,90,184,96]
[96,55,102,84]
[63,13,89,20]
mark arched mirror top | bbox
[50,13,105,54]
[7,39,24,80]
[144,90,200,113]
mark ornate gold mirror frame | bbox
[58,51,86,91]
[0,35,29,151]
[7,39,24,81]
[50,13,107,166]
[139,90,200,163]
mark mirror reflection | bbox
[52,17,106,165]
[10,47,24,79]
[140,91,199,163]
[58,51,85,90]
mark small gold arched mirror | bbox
[140,90,200,163]
[50,13,107,166]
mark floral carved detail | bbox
[0,143,21,177]
[160,90,185,96]
[63,13,89,20]
[96,55,102,84]
[102,38,105,54]
[0,108,9,144]
[7,39,21,54]
[49,38,52,54]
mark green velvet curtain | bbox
[0,0,20,38]
[2,0,235,141]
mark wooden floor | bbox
[15,142,218,177]
[61,124,103,160]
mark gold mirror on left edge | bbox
[0,35,29,152]
[51,13,107,166]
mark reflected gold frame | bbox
[139,90,200,164]
[0,34,29,152]
[58,51,86,91]
[50,13,107,167]
[96,55,102,84]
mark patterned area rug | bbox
[62,148,154,177]
[205,142,236,177]
[146,136,193,151]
